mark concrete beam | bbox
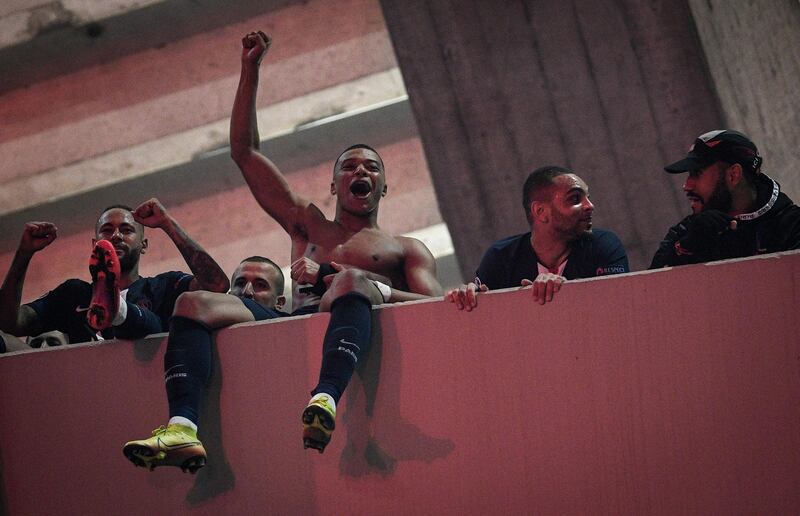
[0,68,407,215]
[0,0,305,93]
[0,94,417,254]
[688,0,800,200]
[1,13,397,185]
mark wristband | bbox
[373,280,391,303]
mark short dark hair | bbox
[521,166,573,223]
[333,144,384,174]
[96,204,144,235]
[237,256,284,294]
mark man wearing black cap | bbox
[650,129,800,268]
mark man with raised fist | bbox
[0,199,228,344]
[230,31,443,453]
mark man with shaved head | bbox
[446,165,628,310]
[123,255,288,473]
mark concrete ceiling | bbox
[0,0,461,301]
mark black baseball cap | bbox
[665,129,763,174]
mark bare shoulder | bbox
[395,235,441,296]
[292,202,336,239]
[396,235,435,259]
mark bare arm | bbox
[384,237,442,302]
[133,199,229,293]
[1,331,29,352]
[230,31,322,236]
[0,223,57,336]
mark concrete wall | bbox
[689,0,800,201]
[380,0,723,274]
[2,251,799,515]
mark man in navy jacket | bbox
[446,165,628,310]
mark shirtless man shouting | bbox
[231,31,442,452]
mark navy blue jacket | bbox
[27,271,193,344]
[475,229,629,289]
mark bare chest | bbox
[305,230,405,279]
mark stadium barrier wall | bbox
[1,251,799,515]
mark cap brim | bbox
[664,156,704,173]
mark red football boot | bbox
[87,239,121,331]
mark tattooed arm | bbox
[0,222,57,336]
[133,199,230,293]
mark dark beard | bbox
[118,250,140,273]
[551,212,590,242]
[704,173,733,212]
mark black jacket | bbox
[650,174,800,268]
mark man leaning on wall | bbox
[650,130,800,268]
[446,165,629,311]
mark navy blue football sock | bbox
[113,301,162,339]
[312,292,372,404]
[164,316,212,425]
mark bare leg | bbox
[173,291,256,329]
[319,269,383,312]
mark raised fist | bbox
[241,31,271,65]
[133,198,170,229]
[19,222,58,254]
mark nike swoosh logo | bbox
[339,339,360,350]
[164,364,185,375]
[157,440,201,450]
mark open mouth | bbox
[350,179,372,198]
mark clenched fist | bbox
[133,198,171,229]
[19,222,58,254]
[242,31,271,65]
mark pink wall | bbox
[1,251,799,515]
